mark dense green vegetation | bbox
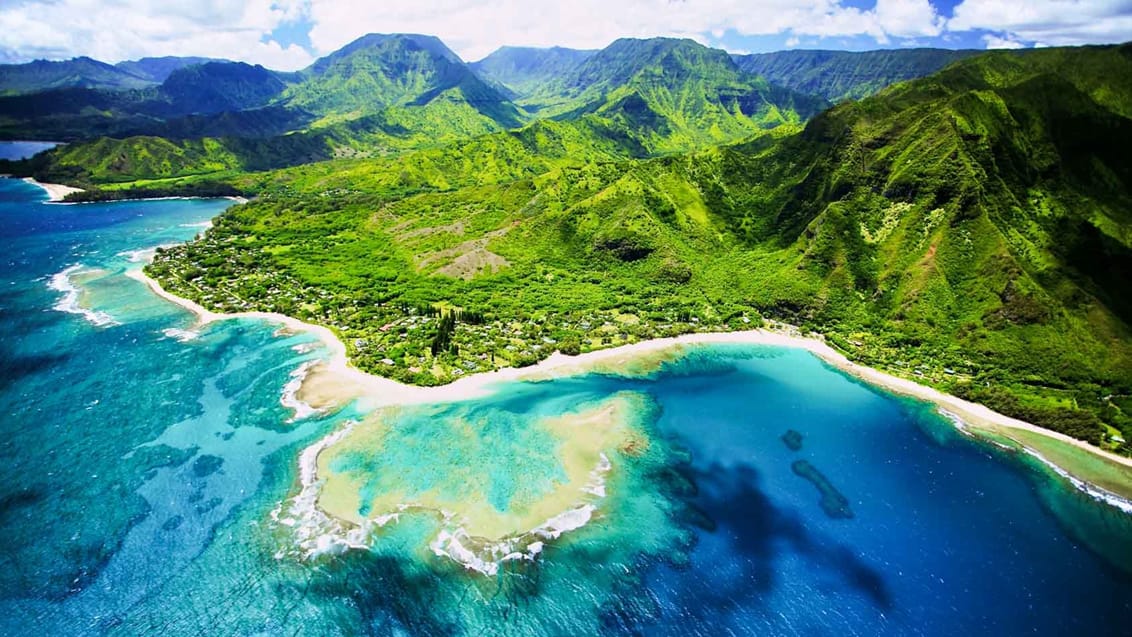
[732,48,981,102]
[158,62,288,115]
[282,33,522,129]
[2,36,821,184]
[470,46,596,98]
[517,37,828,153]
[140,44,1132,456]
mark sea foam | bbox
[162,328,200,342]
[939,408,1132,515]
[116,244,178,264]
[281,361,320,422]
[277,425,613,574]
[47,265,119,327]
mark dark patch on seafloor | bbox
[603,461,891,633]
[781,429,803,451]
[792,460,854,519]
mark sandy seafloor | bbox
[2,171,1132,635]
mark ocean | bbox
[1,173,1130,635]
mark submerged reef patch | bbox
[781,429,804,451]
[792,460,854,519]
[279,389,674,576]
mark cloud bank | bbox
[0,0,1129,70]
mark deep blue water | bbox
[1,172,1131,636]
[0,140,59,160]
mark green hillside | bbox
[159,62,287,115]
[0,60,296,140]
[6,36,829,183]
[283,33,523,130]
[524,38,829,153]
[732,48,981,101]
[470,46,596,97]
[144,44,1132,452]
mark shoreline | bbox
[7,176,247,205]
[64,195,250,205]
[127,267,1132,507]
[21,177,83,202]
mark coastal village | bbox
[149,237,763,385]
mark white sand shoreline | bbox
[21,177,83,202]
[126,267,1132,506]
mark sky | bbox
[1,0,1130,70]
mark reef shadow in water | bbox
[303,551,461,635]
[781,429,803,451]
[626,461,889,630]
[0,350,72,384]
[792,459,854,519]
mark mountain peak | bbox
[470,46,597,97]
[285,32,520,128]
[312,33,463,73]
[560,36,739,95]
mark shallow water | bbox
[1,175,1130,635]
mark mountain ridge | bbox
[731,47,982,101]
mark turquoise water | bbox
[1,174,1131,635]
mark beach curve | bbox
[22,177,83,202]
[124,265,1132,516]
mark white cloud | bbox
[0,0,314,70]
[303,0,946,62]
[950,0,1132,47]
[874,0,945,38]
[983,34,1025,49]
[0,0,1128,70]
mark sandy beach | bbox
[127,267,1132,505]
[22,177,83,201]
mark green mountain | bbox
[524,37,829,153]
[732,48,981,102]
[0,87,163,140]
[114,56,219,83]
[0,58,303,141]
[470,46,595,97]
[282,33,523,133]
[159,61,288,115]
[140,43,1132,453]
[8,36,830,177]
[0,56,155,95]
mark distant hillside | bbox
[159,61,287,115]
[0,57,155,95]
[470,46,595,97]
[732,48,981,101]
[115,56,219,83]
[3,35,835,173]
[283,33,523,132]
[525,37,829,153]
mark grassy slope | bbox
[523,38,828,154]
